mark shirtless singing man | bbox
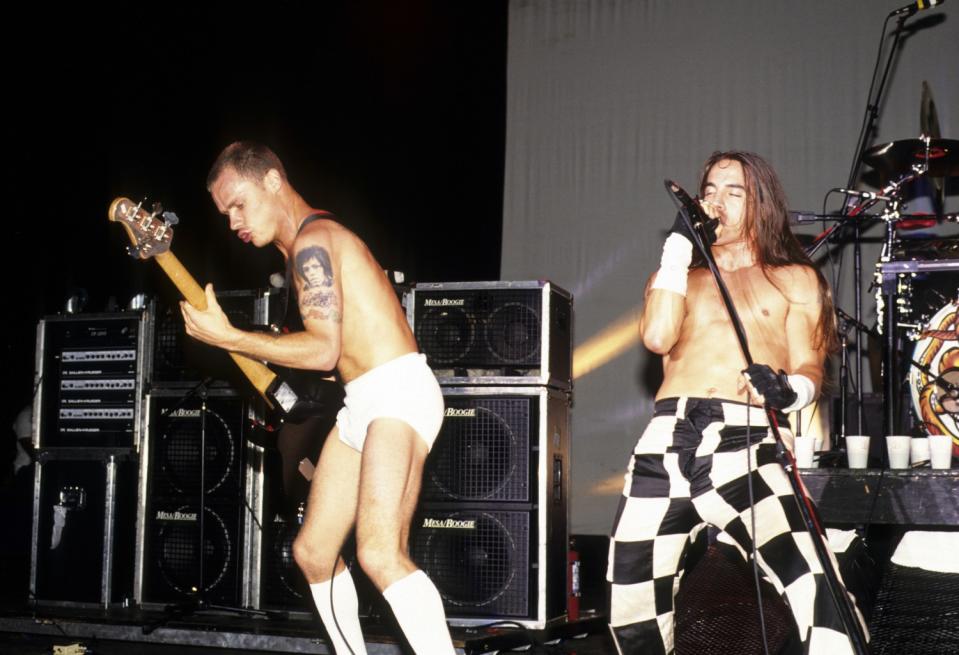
[606,151,865,653]
[181,141,454,654]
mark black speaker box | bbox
[409,281,572,389]
[31,449,137,606]
[411,386,570,628]
[151,289,280,386]
[138,390,248,606]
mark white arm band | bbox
[783,374,816,413]
[650,233,693,296]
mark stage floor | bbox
[0,603,615,655]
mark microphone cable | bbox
[745,391,772,655]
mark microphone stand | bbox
[842,10,910,438]
[665,180,869,655]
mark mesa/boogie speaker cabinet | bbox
[409,281,572,389]
[30,448,138,607]
[411,386,570,628]
[152,289,280,386]
[137,389,249,607]
[33,311,152,448]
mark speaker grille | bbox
[486,302,541,364]
[156,406,238,497]
[141,392,246,605]
[414,288,544,369]
[151,291,271,384]
[424,396,533,503]
[154,504,234,596]
[412,510,530,616]
[262,515,308,606]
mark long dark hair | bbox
[698,151,838,354]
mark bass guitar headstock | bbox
[108,197,179,260]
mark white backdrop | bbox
[502,0,959,533]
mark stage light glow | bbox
[572,307,642,379]
[590,472,626,497]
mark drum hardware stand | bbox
[143,379,284,635]
[666,180,870,655]
[869,162,930,436]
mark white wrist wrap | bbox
[783,374,816,413]
[651,233,694,296]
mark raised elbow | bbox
[642,332,674,355]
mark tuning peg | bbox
[162,211,180,226]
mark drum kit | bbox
[835,134,958,446]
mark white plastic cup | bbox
[929,434,954,469]
[910,437,930,466]
[886,435,911,469]
[846,435,870,469]
[794,435,816,468]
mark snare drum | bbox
[909,300,959,444]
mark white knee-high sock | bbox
[309,569,368,655]
[382,570,455,654]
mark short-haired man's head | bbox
[207,141,287,191]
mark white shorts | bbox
[335,353,444,452]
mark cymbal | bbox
[863,139,959,177]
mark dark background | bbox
[6,1,508,425]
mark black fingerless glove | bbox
[744,363,797,410]
[669,210,717,246]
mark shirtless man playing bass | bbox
[181,141,454,654]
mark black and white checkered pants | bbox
[607,397,866,654]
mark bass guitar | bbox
[108,197,299,416]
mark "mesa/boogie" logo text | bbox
[422,518,476,530]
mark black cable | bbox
[329,551,356,655]
[464,620,536,653]
[745,394,772,655]
[26,589,70,638]
[241,494,263,533]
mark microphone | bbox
[889,0,945,17]
[664,179,720,242]
[836,188,892,202]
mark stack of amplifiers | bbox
[409,281,572,389]
[30,311,152,607]
[33,311,152,448]
[137,389,252,608]
[408,281,573,628]
[412,387,570,628]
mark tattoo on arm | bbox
[300,288,342,323]
[293,244,341,322]
[294,246,334,290]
